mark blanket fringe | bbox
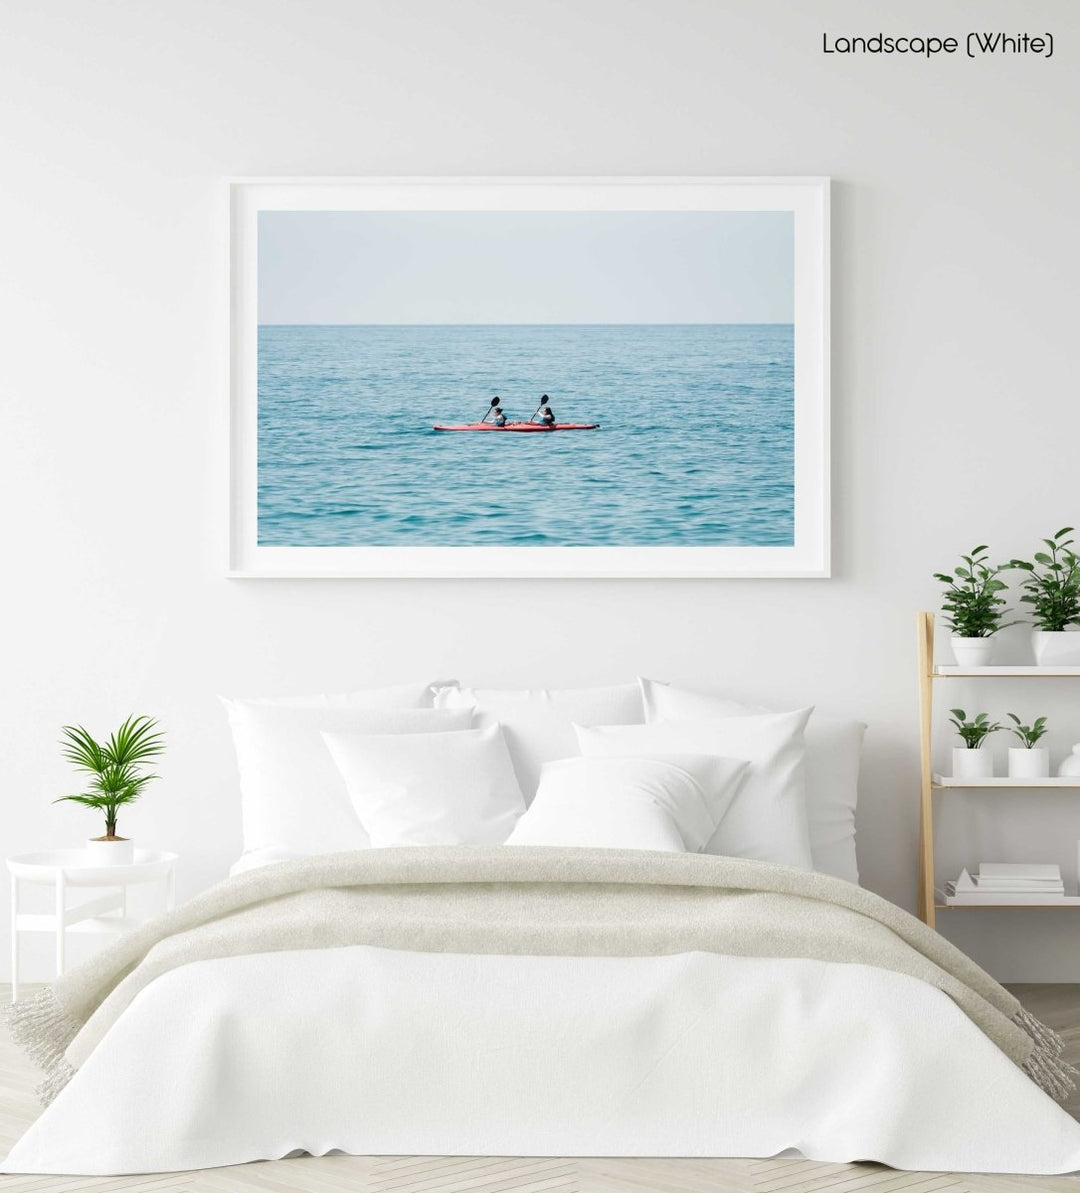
[1014,1006,1077,1101]
[3,987,80,1106]
[36,1058,76,1107]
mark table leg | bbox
[10,875,18,1004]
[55,871,66,977]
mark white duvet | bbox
[6,945,1080,1176]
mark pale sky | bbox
[258,210,793,325]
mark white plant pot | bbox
[1008,747,1050,779]
[953,747,994,780]
[1032,629,1080,666]
[951,636,994,668]
[84,837,134,866]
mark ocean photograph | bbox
[256,210,795,549]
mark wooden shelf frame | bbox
[917,611,1080,929]
[917,612,936,926]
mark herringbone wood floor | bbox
[1,984,1078,1193]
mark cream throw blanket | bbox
[8,846,1076,1104]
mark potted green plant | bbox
[933,546,1016,667]
[948,709,1002,780]
[1006,714,1049,779]
[1009,528,1080,666]
[55,715,165,865]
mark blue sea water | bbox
[257,324,793,547]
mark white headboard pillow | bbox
[506,754,749,853]
[222,695,473,858]
[245,681,447,710]
[324,723,526,847]
[639,678,865,884]
[433,683,645,799]
[575,707,814,870]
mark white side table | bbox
[8,849,177,1002]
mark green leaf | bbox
[53,793,110,808]
[59,725,106,774]
[105,715,165,769]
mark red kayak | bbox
[433,422,599,433]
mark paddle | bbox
[530,394,550,423]
[480,397,500,424]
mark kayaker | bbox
[538,397,556,427]
[493,406,507,427]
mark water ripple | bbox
[257,324,794,547]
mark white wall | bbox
[2,0,1078,980]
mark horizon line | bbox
[258,320,795,328]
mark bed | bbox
[5,678,1080,1176]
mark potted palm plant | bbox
[1006,714,1050,779]
[934,546,1016,667]
[949,709,1001,780]
[55,715,165,865]
[1009,528,1080,665]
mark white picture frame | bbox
[229,176,830,578]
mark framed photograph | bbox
[229,177,829,577]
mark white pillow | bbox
[639,677,865,883]
[240,681,444,710]
[222,700,473,856]
[229,846,307,876]
[324,724,526,847]
[505,754,749,852]
[433,683,645,800]
[575,708,813,869]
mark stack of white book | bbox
[942,863,1071,905]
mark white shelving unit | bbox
[932,775,1080,789]
[939,897,1080,909]
[934,666,1080,678]
[918,612,1080,927]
